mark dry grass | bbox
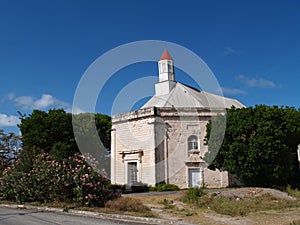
[126,191,185,204]
[0,197,157,218]
[127,188,300,225]
[196,193,300,216]
[105,197,153,214]
[1,188,300,225]
[290,220,300,225]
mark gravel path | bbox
[207,187,296,200]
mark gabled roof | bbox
[159,49,173,60]
[141,82,245,109]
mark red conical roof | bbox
[159,49,173,60]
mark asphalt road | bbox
[0,207,150,225]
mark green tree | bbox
[72,113,111,175]
[18,109,111,161]
[204,105,300,187]
[95,113,111,148]
[18,109,77,159]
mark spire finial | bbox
[159,49,173,60]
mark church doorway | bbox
[188,168,200,187]
[127,162,138,185]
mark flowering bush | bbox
[0,152,121,206]
[61,153,121,206]
[0,161,27,203]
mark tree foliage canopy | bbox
[204,105,300,187]
[18,109,111,161]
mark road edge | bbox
[0,203,194,225]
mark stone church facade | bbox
[110,50,244,188]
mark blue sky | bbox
[0,0,300,133]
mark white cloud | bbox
[34,94,55,108]
[15,94,68,110]
[14,96,34,107]
[237,75,278,88]
[0,114,20,127]
[14,94,85,114]
[217,87,247,95]
[0,93,86,131]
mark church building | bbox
[110,50,244,188]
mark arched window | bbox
[188,135,198,150]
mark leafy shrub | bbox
[286,185,300,199]
[182,187,204,205]
[131,182,149,193]
[108,184,124,190]
[150,183,180,192]
[121,182,149,193]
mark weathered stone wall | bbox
[203,168,229,188]
[154,120,166,185]
[161,114,206,188]
[111,107,229,188]
[111,114,157,186]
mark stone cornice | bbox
[112,106,226,124]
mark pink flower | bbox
[86,183,93,187]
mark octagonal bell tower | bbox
[155,50,176,96]
[158,49,175,82]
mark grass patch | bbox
[158,198,175,209]
[190,193,300,217]
[32,201,80,209]
[177,208,195,217]
[208,196,249,216]
[0,200,20,205]
[286,186,300,199]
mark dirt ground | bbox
[207,187,296,200]
[125,188,300,225]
